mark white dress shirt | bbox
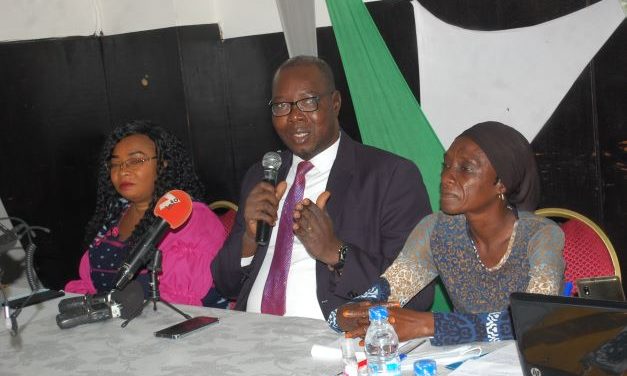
[244,135,340,320]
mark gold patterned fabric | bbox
[383,211,564,313]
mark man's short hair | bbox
[273,55,336,92]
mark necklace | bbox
[467,220,518,272]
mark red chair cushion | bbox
[219,209,237,235]
[561,219,615,294]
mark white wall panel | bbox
[413,0,625,147]
[0,0,96,41]
[0,0,381,42]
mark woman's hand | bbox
[387,307,435,342]
[338,301,373,333]
[338,301,401,344]
[338,302,435,345]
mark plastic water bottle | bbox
[364,306,401,376]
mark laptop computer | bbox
[510,292,627,376]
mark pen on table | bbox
[399,338,427,362]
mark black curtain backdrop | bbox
[0,1,624,290]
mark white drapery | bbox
[412,0,625,147]
[276,0,318,57]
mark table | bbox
[1,291,520,375]
[1,293,344,376]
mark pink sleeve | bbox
[157,202,227,306]
[64,250,97,294]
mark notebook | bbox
[509,292,627,376]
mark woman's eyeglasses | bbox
[106,156,157,172]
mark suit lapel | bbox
[326,132,356,222]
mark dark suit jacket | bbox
[211,132,434,318]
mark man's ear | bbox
[331,90,341,115]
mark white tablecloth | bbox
[1,290,522,375]
[1,294,344,376]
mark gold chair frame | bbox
[209,200,238,212]
[535,207,622,281]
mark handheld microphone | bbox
[256,152,282,246]
[56,280,144,329]
[115,190,193,290]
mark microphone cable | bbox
[0,217,51,336]
[0,216,50,291]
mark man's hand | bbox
[293,191,342,266]
[241,181,287,257]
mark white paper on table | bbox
[400,343,483,371]
[448,342,523,376]
[312,336,432,370]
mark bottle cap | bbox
[368,305,388,321]
[414,359,437,376]
[563,281,573,296]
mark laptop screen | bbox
[510,292,627,376]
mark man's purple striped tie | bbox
[261,160,313,315]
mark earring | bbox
[498,193,505,201]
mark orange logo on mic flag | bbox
[154,190,193,229]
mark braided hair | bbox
[83,120,205,249]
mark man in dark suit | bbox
[211,55,433,320]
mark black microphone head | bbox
[110,280,144,320]
[262,151,282,171]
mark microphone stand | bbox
[121,247,191,327]
[0,218,51,336]
[0,269,18,336]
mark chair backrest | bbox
[206,200,239,309]
[209,200,238,235]
[535,208,621,295]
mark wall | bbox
[0,0,372,41]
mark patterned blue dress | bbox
[88,202,150,295]
[327,211,564,345]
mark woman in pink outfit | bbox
[65,121,226,306]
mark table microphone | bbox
[56,280,144,329]
[256,151,282,246]
[115,189,193,290]
[58,289,111,314]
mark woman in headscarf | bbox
[330,121,565,345]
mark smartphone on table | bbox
[576,276,625,301]
[154,316,219,339]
